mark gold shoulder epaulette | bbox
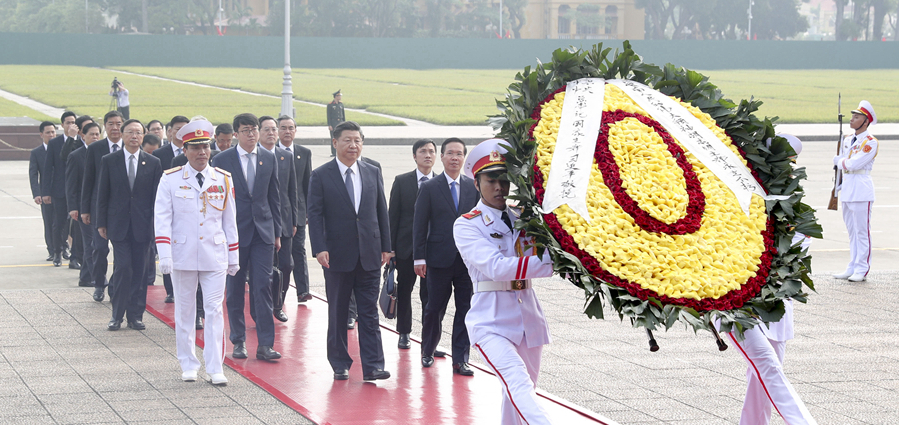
[164,166,183,175]
[866,135,877,141]
[462,209,482,220]
[214,167,231,177]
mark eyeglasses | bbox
[123,130,143,136]
[239,128,259,135]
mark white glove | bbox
[159,258,173,275]
[833,155,841,167]
[227,264,240,276]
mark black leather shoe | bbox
[46,254,54,261]
[78,280,93,287]
[164,294,174,303]
[52,253,62,267]
[107,320,122,331]
[62,248,70,260]
[347,317,356,329]
[434,350,447,358]
[93,287,105,302]
[195,316,204,330]
[68,259,81,269]
[421,356,434,368]
[256,346,282,361]
[333,369,349,380]
[127,320,145,330]
[363,369,390,381]
[453,363,474,376]
[398,334,411,349]
[232,342,248,359]
[274,309,288,322]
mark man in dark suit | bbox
[388,139,437,349]
[212,113,283,361]
[278,116,313,304]
[42,111,77,267]
[414,138,478,376]
[81,111,125,302]
[214,123,234,152]
[96,119,163,330]
[30,121,56,261]
[259,115,298,322]
[326,90,345,157]
[308,120,391,382]
[153,115,190,303]
[67,122,102,288]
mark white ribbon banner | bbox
[541,78,605,222]
[608,79,765,214]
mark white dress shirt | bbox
[416,169,435,188]
[336,159,361,213]
[123,149,140,176]
[236,144,258,182]
[108,138,122,152]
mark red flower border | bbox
[530,87,776,311]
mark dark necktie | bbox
[418,176,428,188]
[501,211,513,231]
[111,144,119,153]
[345,168,355,210]
[197,172,204,187]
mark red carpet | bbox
[146,285,611,424]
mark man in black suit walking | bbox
[414,138,478,376]
[81,111,124,302]
[212,113,283,361]
[96,119,163,330]
[388,139,436,349]
[42,111,78,267]
[67,122,102,288]
[278,116,314,304]
[30,121,56,261]
[308,121,391,382]
[153,115,190,303]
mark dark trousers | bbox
[40,204,53,256]
[395,256,428,334]
[49,197,68,255]
[91,224,110,288]
[324,260,384,375]
[273,236,293,310]
[226,231,275,347]
[290,224,310,299]
[109,235,150,322]
[77,220,94,284]
[117,105,130,120]
[421,254,472,363]
[70,217,83,262]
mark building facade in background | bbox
[519,0,644,40]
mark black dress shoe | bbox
[62,248,70,260]
[398,334,411,349]
[52,253,62,267]
[78,280,93,287]
[68,259,81,269]
[421,355,434,368]
[164,294,174,303]
[363,369,391,381]
[93,287,105,302]
[347,317,356,330]
[333,369,349,380]
[297,292,313,303]
[453,363,474,376]
[195,316,204,330]
[232,342,248,359]
[256,346,282,361]
[107,320,122,331]
[46,254,54,261]
[127,320,145,330]
[274,309,288,322]
[434,350,447,358]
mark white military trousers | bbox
[842,201,873,276]
[475,333,552,425]
[172,269,226,375]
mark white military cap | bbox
[176,119,215,145]
[851,100,876,126]
[775,133,802,156]
[464,138,509,179]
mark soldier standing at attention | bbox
[832,100,878,282]
[326,89,345,157]
[154,119,239,385]
[453,139,556,425]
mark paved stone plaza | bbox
[1,141,897,424]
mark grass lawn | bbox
[0,96,56,122]
[0,65,401,127]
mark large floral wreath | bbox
[490,43,821,337]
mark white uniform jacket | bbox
[454,201,555,349]
[154,165,238,271]
[834,130,877,202]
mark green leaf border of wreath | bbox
[488,41,823,340]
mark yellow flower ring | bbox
[530,85,775,312]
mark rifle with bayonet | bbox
[827,94,843,211]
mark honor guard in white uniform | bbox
[727,135,816,425]
[154,120,239,385]
[453,139,556,425]
[832,100,878,282]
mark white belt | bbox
[844,169,871,175]
[476,280,531,293]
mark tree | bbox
[504,0,528,38]
[0,0,105,33]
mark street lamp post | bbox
[747,0,753,40]
[280,0,294,118]
[499,0,503,38]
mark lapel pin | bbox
[297,155,301,159]
[281,156,284,160]
[141,161,146,165]
[259,161,263,165]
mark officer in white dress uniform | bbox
[727,134,816,425]
[832,100,878,282]
[155,120,239,385]
[453,139,556,425]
